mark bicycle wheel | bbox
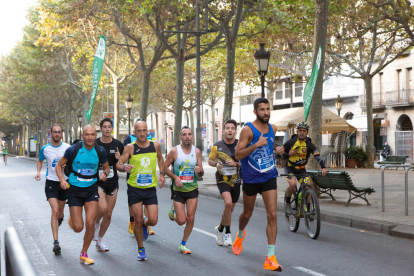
[303,189,321,239]
[285,189,300,232]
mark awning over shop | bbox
[347,116,368,131]
[269,107,357,133]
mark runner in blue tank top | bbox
[233,98,285,272]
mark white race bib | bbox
[99,166,114,178]
[258,155,275,173]
[179,170,194,183]
[220,166,237,176]
[77,169,94,182]
[137,173,153,186]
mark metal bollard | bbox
[404,167,413,216]
[5,227,37,276]
[381,165,387,212]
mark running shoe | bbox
[128,222,134,234]
[93,222,100,241]
[143,225,149,241]
[53,241,61,255]
[215,226,224,246]
[223,233,232,247]
[179,244,191,254]
[68,217,73,230]
[232,230,246,255]
[168,205,175,221]
[137,248,147,261]
[80,252,94,265]
[148,226,155,236]
[96,240,109,252]
[263,255,282,272]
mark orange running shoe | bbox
[263,255,282,272]
[232,230,246,255]
[68,217,73,230]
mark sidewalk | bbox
[12,155,414,239]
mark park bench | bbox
[307,170,375,206]
[377,155,408,169]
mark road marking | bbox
[187,226,216,238]
[294,267,326,276]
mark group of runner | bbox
[34,97,326,272]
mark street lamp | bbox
[77,112,83,140]
[164,120,168,158]
[125,93,133,134]
[335,95,343,116]
[254,43,271,98]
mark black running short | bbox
[283,167,311,184]
[45,179,67,201]
[67,183,99,207]
[98,182,119,196]
[242,178,277,197]
[172,189,199,204]
[127,186,158,206]
[217,183,241,203]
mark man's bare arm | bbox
[195,148,204,176]
[164,148,177,179]
[116,144,132,172]
[235,127,257,160]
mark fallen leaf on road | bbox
[360,230,365,233]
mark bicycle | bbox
[280,173,321,239]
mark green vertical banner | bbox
[86,35,106,123]
[303,46,322,122]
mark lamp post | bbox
[335,95,343,117]
[254,43,271,98]
[77,112,83,140]
[164,120,168,158]
[125,93,133,134]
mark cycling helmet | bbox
[296,121,310,130]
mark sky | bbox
[0,0,38,56]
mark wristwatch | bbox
[160,172,166,176]
[104,171,109,177]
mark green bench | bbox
[307,170,375,206]
[377,155,408,169]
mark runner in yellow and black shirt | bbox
[208,119,241,247]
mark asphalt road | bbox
[1,157,413,276]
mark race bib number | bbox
[179,170,194,183]
[77,169,94,182]
[99,166,114,178]
[258,155,275,173]
[137,173,153,186]
[220,166,237,176]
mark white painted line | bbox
[192,227,217,238]
[294,267,327,276]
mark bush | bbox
[346,146,367,161]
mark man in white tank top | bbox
[164,126,204,254]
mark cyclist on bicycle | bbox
[282,121,327,214]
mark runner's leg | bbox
[96,188,108,224]
[144,204,158,227]
[82,201,98,253]
[69,206,84,233]
[173,200,187,226]
[182,198,198,242]
[58,200,65,221]
[221,191,233,226]
[48,198,60,241]
[131,202,144,248]
[261,189,278,245]
[238,191,256,232]
[99,189,118,237]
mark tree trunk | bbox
[211,100,217,143]
[364,75,375,168]
[189,106,195,145]
[113,79,120,139]
[308,0,329,170]
[173,54,185,146]
[267,80,275,110]
[223,40,236,124]
[64,105,68,143]
[155,113,159,142]
[140,71,151,119]
[74,112,78,140]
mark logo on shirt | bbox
[141,156,150,168]
[136,149,140,153]
[218,148,222,151]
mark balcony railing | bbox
[386,89,414,106]
[359,92,386,108]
